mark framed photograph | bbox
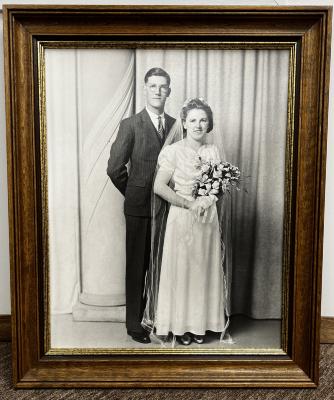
[4,5,331,388]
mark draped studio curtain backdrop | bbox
[46,48,289,320]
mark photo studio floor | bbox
[50,314,281,350]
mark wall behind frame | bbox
[0,0,333,318]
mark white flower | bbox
[210,189,219,195]
[213,170,222,178]
[201,164,210,173]
[198,188,207,196]
[205,183,212,191]
[201,174,209,182]
[212,181,220,189]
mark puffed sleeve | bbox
[157,145,176,174]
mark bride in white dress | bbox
[143,98,227,346]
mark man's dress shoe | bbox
[193,334,205,344]
[176,332,192,345]
[127,330,151,344]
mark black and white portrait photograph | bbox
[4,4,331,389]
[45,47,290,351]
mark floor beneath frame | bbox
[50,314,282,351]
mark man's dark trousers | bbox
[125,215,151,333]
[107,108,175,334]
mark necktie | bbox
[157,116,165,141]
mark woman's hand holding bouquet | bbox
[191,157,241,222]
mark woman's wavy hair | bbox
[180,97,214,133]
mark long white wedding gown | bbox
[155,140,226,336]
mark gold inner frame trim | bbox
[38,40,297,356]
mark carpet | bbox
[1,343,333,399]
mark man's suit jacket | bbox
[107,108,175,217]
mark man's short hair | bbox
[144,67,171,86]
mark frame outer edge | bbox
[2,5,332,388]
[0,5,332,12]
[3,5,19,385]
[309,7,332,386]
[314,6,332,385]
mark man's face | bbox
[144,75,171,112]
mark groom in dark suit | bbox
[107,68,175,344]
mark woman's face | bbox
[183,108,210,142]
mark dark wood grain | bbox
[3,4,332,388]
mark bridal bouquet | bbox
[192,158,241,200]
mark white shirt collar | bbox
[145,106,165,121]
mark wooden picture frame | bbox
[3,5,331,388]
